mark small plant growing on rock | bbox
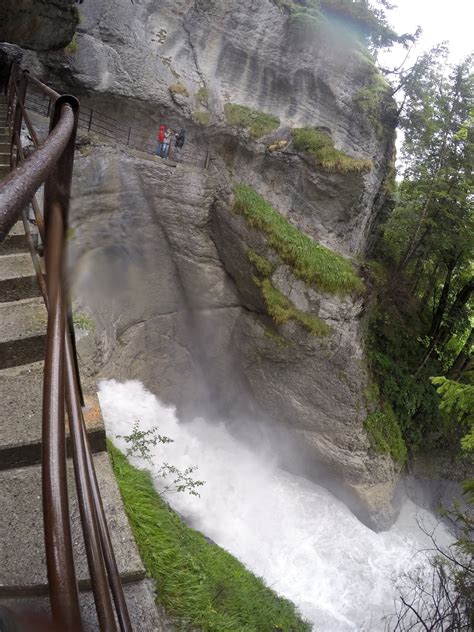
[292,127,372,173]
[224,103,280,139]
[196,86,209,105]
[64,35,78,55]
[73,311,95,333]
[116,422,205,496]
[169,83,189,97]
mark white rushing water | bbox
[98,380,453,631]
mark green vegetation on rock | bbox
[64,34,78,54]
[169,83,189,97]
[224,103,280,139]
[260,279,330,336]
[109,442,310,632]
[193,111,211,126]
[246,249,273,277]
[73,311,95,333]
[364,405,407,465]
[246,251,330,337]
[196,86,209,104]
[292,128,372,173]
[234,184,364,295]
[353,69,397,138]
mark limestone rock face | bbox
[34,1,400,528]
[0,0,78,51]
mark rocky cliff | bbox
[28,0,399,529]
[0,0,78,51]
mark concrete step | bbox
[0,361,106,470]
[0,579,163,631]
[0,166,9,180]
[0,252,37,281]
[0,452,145,595]
[0,297,47,369]
[0,233,29,254]
[0,275,41,303]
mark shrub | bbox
[169,83,189,97]
[233,184,364,295]
[109,442,311,632]
[224,103,280,139]
[364,404,407,465]
[291,127,372,173]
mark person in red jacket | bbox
[155,124,165,156]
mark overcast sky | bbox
[379,0,473,69]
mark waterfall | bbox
[99,379,453,631]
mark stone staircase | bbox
[0,95,162,630]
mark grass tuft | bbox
[291,128,372,173]
[261,279,330,336]
[109,442,311,632]
[246,249,274,277]
[233,184,364,295]
[364,405,407,465]
[224,103,280,140]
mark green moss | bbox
[353,70,397,139]
[291,128,372,173]
[169,83,189,97]
[233,184,364,295]
[64,35,78,54]
[260,279,330,336]
[246,249,273,277]
[364,405,407,465]
[109,442,310,632]
[193,111,211,126]
[224,103,280,140]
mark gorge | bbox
[1,0,471,630]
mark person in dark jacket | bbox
[175,129,186,149]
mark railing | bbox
[0,62,132,631]
[23,79,210,168]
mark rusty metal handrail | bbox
[0,62,132,631]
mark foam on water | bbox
[98,380,452,631]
